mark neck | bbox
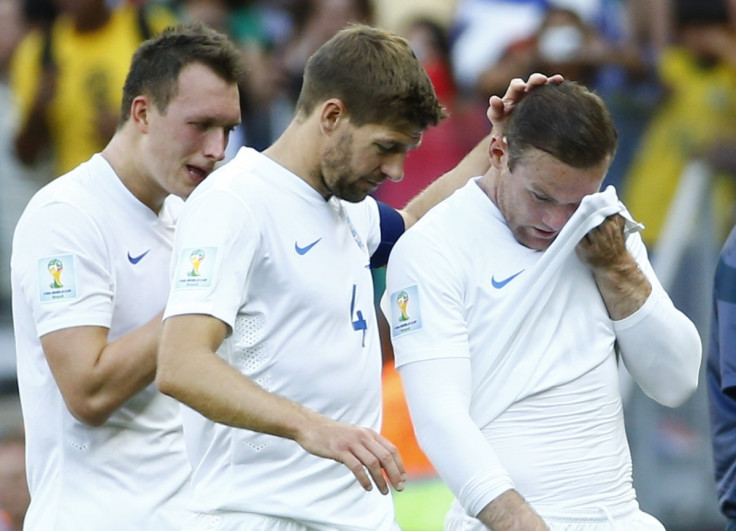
[101,128,166,214]
[263,119,329,198]
[478,169,499,206]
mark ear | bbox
[489,134,508,171]
[130,95,151,133]
[318,98,347,135]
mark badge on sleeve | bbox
[38,255,78,303]
[174,247,217,289]
[389,285,423,337]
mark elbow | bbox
[653,384,697,409]
[649,345,702,408]
[66,397,114,427]
[155,364,176,398]
[655,370,700,408]
[155,350,183,400]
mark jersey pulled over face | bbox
[493,147,608,250]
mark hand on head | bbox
[487,73,564,131]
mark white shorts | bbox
[445,499,665,531]
[182,511,401,531]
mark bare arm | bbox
[157,314,406,494]
[40,311,163,426]
[575,214,651,320]
[399,134,491,228]
[577,214,700,406]
[476,490,548,530]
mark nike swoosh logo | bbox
[295,238,322,255]
[491,270,524,289]
[127,250,150,264]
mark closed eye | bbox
[375,143,394,154]
[531,191,552,203]
[190,121,209,131]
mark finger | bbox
[340,451,375,492]
[370,435,407,492]
[526,72,550,87]
[544,73,564,85]
[502,77,529,103]
[489,78,528,124]
[487,95,505,122]
[351,444,391,495]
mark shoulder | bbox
[22,157,113,222]
[401,182,480,244]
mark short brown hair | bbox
[120,22,243,124]
[295,24,446,131]
[505,81,618,170]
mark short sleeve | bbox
[12,202,114,337]
[164,188,259,329]
[384,230,470,368]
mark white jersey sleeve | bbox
[386,225,514,517]
[399,357,515,517]
[13,201,113,336]
[615,232,702,407]
[384,227,470,366]
[164,186,259,328]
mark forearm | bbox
[171,352,315,436]
[399,358,514,515]
[578,214,652,320]
[400,135,490,229]
[158,314,406,493]
[42,312,163,426]
[590,253,652,320]
[615,288,701,407]
[476,490,548,530]
[157,317,316,437]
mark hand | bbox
[476,489,548,530]
[576,214,651,320]
[296,417,406,495]
[575,213,627,271]
[487,73,564,130]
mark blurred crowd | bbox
[1,0,736,529]
[2,0,736,304]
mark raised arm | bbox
[576,214,652,320]
[157,313,406,495]
[577,214,701,407]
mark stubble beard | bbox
[321,131,368,203]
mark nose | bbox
[381,152,406,183]
[542,204,576,231]
[203,128,229,162]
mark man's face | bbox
[494,145,609,250]
[318,122,421,203]
[143,62,241,200]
